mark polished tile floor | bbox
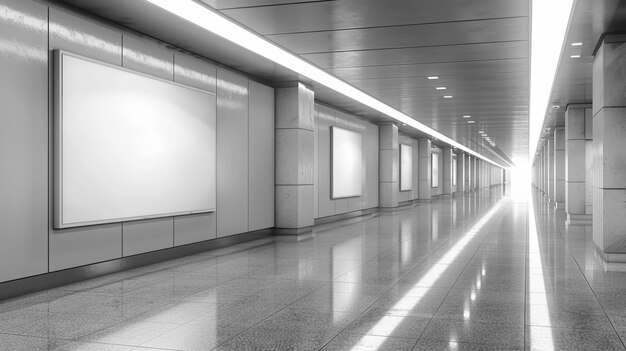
[2,187,626,350]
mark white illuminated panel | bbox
[400,144,413,191]
[432,153,439,188]
[452,155,457,186]
[331,126,362,199]
[54,51,216,228]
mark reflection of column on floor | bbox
[565,104,592,225]
[592,35,626,262]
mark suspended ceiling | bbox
[56,0,531,167]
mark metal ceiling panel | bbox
[218,0,528,34]
[265,17,528,54]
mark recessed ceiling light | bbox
[462,115,471,118]
[444,95,453,99]
[467,120,475,124]
[478,131,484,134]
[552,105,560,109]
[435,87,447,90]
[427,76,439,80]
[571,42,583,46]
[402,123,406,126]
[570,54,581,58]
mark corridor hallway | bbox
[0,187,625,350]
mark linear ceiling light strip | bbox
[145,0,510,168]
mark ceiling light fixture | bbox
[427,76,439,80]
[529,0,574,161]
[444,95,453,99]
[478,131,484,134]
[570,54,581,58]
[571,42,583,46]
[435,87,447,90]
[463,115,471,118]
[467,121,475,124]
[144,0,508,167]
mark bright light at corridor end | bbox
[529,0,574,160]
[144,0,510,168]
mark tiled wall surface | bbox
[0,0,274,282]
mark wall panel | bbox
[48,7,123,272]
[248,81,275,231]
[123,218,173,256]
[0,0,49,282]
[172,52,218,245]
[216,68,249,236]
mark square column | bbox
[565,104,592,225]
[464,155,472,192]
[543,138,553,202]
[442,148,453,195]
[379,123,399,208]
[275,83,315,234]
[418,139,432,200]
[553,127,566,209]
[456,153,466,193]
[592,36,626,261]
[473,158,479,190]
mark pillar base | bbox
[566,213,592,226]
[595,245,626,263]
[273,227,313,241]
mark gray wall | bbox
[314,103,379,219]
[397,134,419,203]
[0,0,274,282]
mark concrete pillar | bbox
[442,148,453,195]
[565,104,592,225]
[546,135,554,203]
[275,82,314,234]
[592,36,626,261]
[464,155,472,192]
[553,127,566,209]
[457,153,466,194]
[418,139,432,200]
[473,158,479,190]
[379,123,399,208]
[585,112,594,216]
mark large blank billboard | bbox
[54,51,216,228]
[400,144,412,191]
[331,126,362,199]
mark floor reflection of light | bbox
[332,237,363,323]
[528,194,555,350]
[350,200,504,351]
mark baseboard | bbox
[566,213,592,226]
[596,245,626,264]
[0,229,273,301]
[314,208,377,225]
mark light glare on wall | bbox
[143,0,510,168]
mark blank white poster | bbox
[54,51,216,228]
[432,153,439,188]
[331,126,362,198]
[400,144,413,191]
[452,155,457,186]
